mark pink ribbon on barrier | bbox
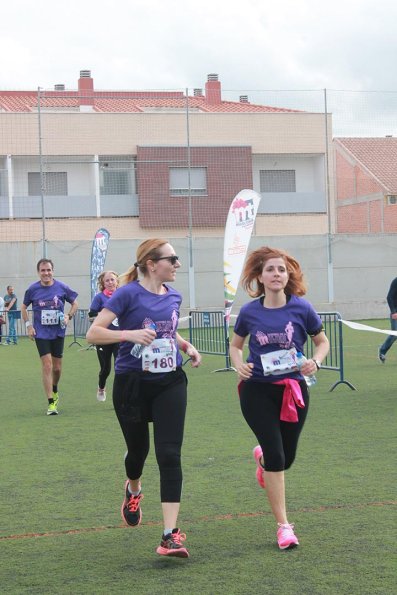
[273,379,305,423]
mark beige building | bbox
[0,70,334,245]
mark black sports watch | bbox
[313,359,321,370]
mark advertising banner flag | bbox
[223,189,262,322]
[90,228,110,300]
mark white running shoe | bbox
[97,388,106,402]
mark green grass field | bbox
[1,320,395,594]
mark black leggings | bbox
[113,368,187,502]
[96,343,119,389]
[239,380,309,472]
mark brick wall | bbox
[384,203,397,232]
[337,203,369,233]
[336,152,356,200]
[336,152,383,200]
[369,200,382,233]
[335,151,391,232]
[136,146,253,227]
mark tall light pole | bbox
[37,87,47,257]
[185,88,195,309]
[324,88,334,303]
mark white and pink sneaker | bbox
[252,445,266,489]
[277,523,299,550]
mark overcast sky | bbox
[1,0,396,135]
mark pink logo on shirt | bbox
[255,321,295,349]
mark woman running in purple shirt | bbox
[88,270,120,402]
[87,238,201,559]
[230,246,329,550]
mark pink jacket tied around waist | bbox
[273,379,305,422]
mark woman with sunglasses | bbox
[87,238,201,558]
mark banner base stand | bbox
[77,344,96,352]
[69,340,83,348]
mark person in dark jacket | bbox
[378,277,397,363]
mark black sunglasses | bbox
[153,255,180,265]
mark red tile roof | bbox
[0,90,300,114]
[335,137,397,193]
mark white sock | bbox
[129,488,141,497]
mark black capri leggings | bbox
[96,343,119,389]
[239,380,310,472]
[113,368,187,502]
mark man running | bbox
[21,259,78,415]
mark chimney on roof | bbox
[205,73,221,104]
[78,69,94,106]
[239,95,249,103]
[54,84,65,91]
[194,88,203,97]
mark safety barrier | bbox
[0,309,22,343]
[188,309,355,390]
[70,309,91,347]
[0,309,89,345]
[306,311,355,391]
[188,310,234,372]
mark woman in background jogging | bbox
[87,238,201,558]
[230,246,329,550]
[88,270,120,402]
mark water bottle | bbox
[59,312,66,329]
[295,351,317,387]
[130,322,157,358]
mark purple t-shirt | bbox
[89,291,119,331]
[23,280,78,340]
[233,295,323,383]
[105,280,183,375]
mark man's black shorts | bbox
[35,337,65,358]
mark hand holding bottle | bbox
[295,351,317,386]
[130,323,157,358]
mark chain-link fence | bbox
[0,77,396,316]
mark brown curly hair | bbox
[241,246,307,298]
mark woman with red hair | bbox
[230,246,329,550]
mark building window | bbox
[99,156,135,195]
[0,169,7,196]
[169,167,207,196]
[260,170,296,192]
[28,172,68,196]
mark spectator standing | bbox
[4,285,18,345]
[0,294,5,344]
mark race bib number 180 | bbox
[141,338,176,373]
